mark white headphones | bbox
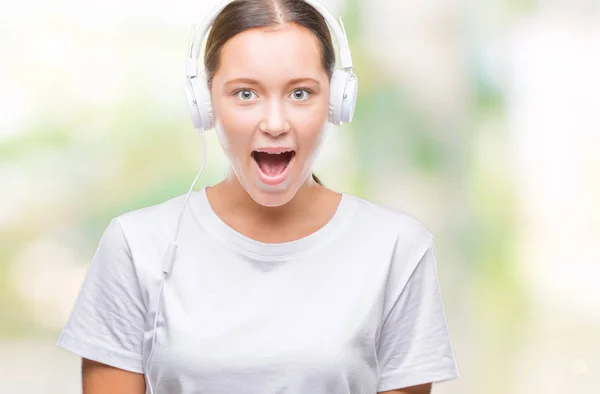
[183,0,359,132]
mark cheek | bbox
[291,108,329,148]
[213,103,258,153]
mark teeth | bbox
[255,150,293,154]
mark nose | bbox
[259,99,291,137]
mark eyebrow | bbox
[223,77,321,87]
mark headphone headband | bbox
[185,0,353,78]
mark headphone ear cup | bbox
[329,69,345,126]
[340,72,358,124]
[188,74,214,131]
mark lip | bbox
[253,152,296,186]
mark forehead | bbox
[216,23,327,83]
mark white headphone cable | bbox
[144,128,207,394]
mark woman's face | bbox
[210,22,330,207]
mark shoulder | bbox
[95,192,196,285]
[345,192,434,249]
[108,192,193,255]
[344,194,441,314]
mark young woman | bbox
[56,1,460,393]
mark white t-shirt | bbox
[57,186,459,393]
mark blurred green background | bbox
[1,0,599,392]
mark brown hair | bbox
[204,0,334,186]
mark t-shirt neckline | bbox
[192,185,357,260]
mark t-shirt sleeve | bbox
[56,217,146,374]
[376,240,460,392]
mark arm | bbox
[379,383,432,394]
[82,358,146,394]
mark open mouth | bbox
[251,150,296,177]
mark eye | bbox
[234,89,257,100]
[290,88,312,100]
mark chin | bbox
[233,169,308,208]
[245,179,301,208]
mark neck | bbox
[209,171,321,226]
